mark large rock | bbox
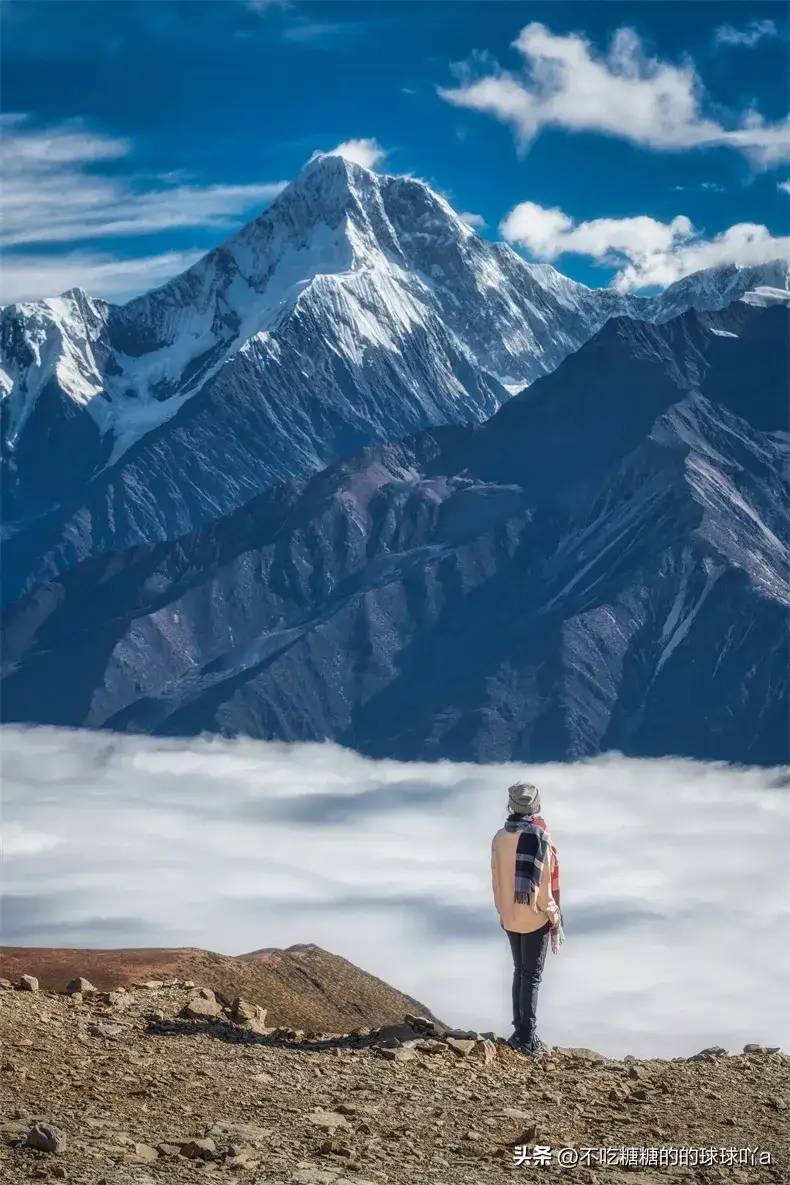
[688,1045,729,1062]
[416,1039,446,1055]
[403,1013,435,1033]
[181,995,223,1020]
[231,996,266,1024]
[180,1137,218,1160]
[18,974,39,992]
[446,1037,477,1057]
[65,976,96,994]
[556,1046,607,1062]
[25,1122,66,1153]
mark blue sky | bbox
[2,0,788,302]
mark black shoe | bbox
[508,1034,548,1056]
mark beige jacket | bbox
[491,827,560,934]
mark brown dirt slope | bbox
[0,944,435,1031]
[0,978,787,1185]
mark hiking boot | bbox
[508,1034,548,1056]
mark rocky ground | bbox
[1,976,787,1185]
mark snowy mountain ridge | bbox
[1,153,787,604]
[0,154,598,464]
[3,154,787,471]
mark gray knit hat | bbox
[507,781,541,816]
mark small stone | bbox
[446,1037,476,1057]
[688,1045,728,1062]
[51,1168,68,1180]
[374,1022,423,1046]
[307,1110,349,1132]
[404,1013,435,1031]
[180,1137,218,1160]
[0,979,13,991]
[318,1136,353,1158]
[274,1026,305,1042]
[157,1143,182,1158]
[768,1096,787,1111]
[87,1021,123,1040]
[291,1172,344,1185]
[416,1039,446,1054]
[133,1143,159,1163]
[557,1046,605,1062]
[502,1108,531,1120]
[26,1122,66,1153]
[65,976,96,994]
[479,1039,497,1065]
[19,974,39,992]
[512,1123,538,1144]
[379,1046,415,1062]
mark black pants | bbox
[506,924,549,1046]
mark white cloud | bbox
[1,249,205,305]
[0,113,130,165]
[779,180,790,194]
[246,0,289,12]
[1,117,286,249]
[325,137,386,169]
[715,20,778,48]
[3,724,789,1058]
[671,181,726,193]
[459,211,487,229]
[0,116,286,301]
[500,199,789,291]
[440,22,790,167]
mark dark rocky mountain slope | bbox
[2,300,787,763]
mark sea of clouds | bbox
[2,725,788,1057]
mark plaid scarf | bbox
[504,811,565,954]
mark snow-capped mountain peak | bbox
[652,258,789,321]
[2,152,788,585]
[1,153,595,476]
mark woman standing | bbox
[491,781,564,1054]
